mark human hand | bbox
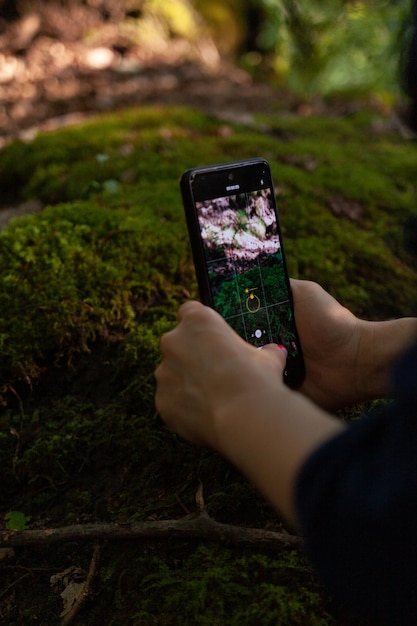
[292,280,417,410]
[155,299,344,526]
[155,300,288,451]
[291,279,365,410]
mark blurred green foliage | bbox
[195,0,411,95]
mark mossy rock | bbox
[0,105,415,624]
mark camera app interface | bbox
[196,188,299,355]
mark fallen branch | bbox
[61,543,103,626]
[0,512,301,551]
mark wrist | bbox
[356,318,417,401]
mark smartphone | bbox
[180,157,305,387]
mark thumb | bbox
[258,343,288,372]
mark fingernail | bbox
[277,344,288,356]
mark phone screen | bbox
[196,187,300,350]
[181,159,304,386]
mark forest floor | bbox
[1,6,416,625]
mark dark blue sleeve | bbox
[295,343,417,625]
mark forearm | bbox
[215,388,345,528]
[211,317,417,526]
[357,317,417,401]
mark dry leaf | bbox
[60,581,86,618]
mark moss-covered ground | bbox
[0,105,416,624]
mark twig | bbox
[8,384,25,421]
[61,543,102,626]
[8,384,25,476]
[0,572,31,600]
[0,513,301,550]
[195,481,205,512]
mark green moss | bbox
[0,199,189,381]
[0,104,416,624]
[0,107,223,204]
[94,544,335,626]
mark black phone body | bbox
[180,158,305,387]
